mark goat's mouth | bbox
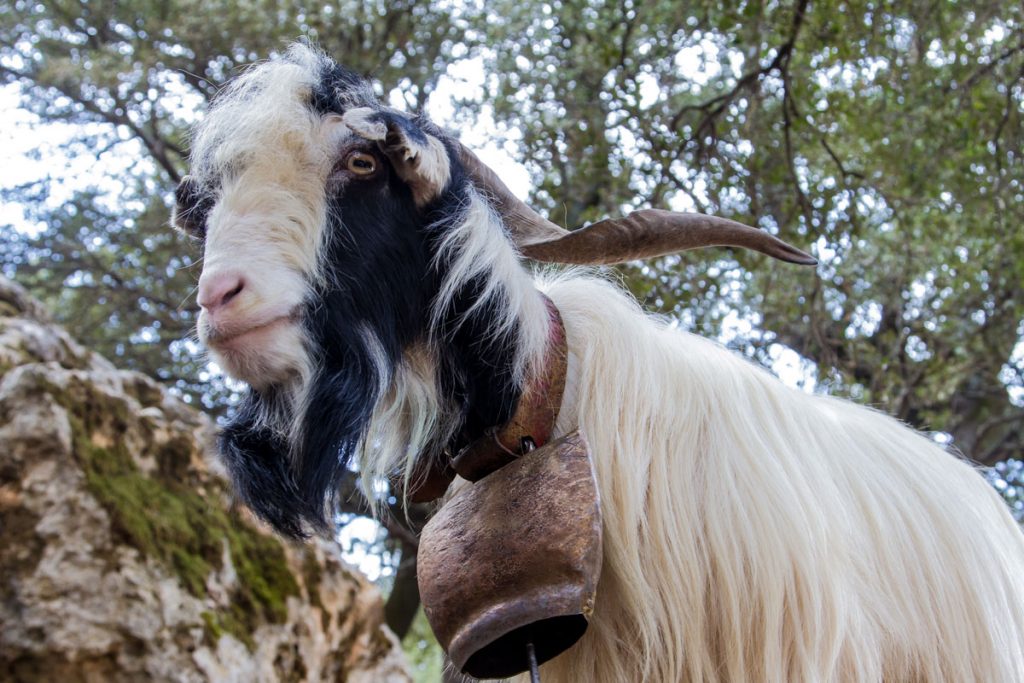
[203,307,303,349]
[202,309,307,388]
[205,315,292,349]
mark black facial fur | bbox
[172,175,212,240]
[216,55,525,537]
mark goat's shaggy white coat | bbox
[355,202,1024,680]
[519,273,1024,682]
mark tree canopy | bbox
[472,0,1023,465]
[3,0,1022,657]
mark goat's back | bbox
[534,273,1024,683]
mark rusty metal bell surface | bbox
[417,430,603,679]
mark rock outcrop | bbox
[0,277,410,683]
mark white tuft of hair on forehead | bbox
[192,46,327,184]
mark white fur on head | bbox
[189,48,329,385]
[187,45,375,440]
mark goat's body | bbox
[178,46,1024,681]
[532,273,1024,682]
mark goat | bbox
[173,44,1024,682]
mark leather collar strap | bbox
[401,294,568,502]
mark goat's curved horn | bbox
[518,209,818,266]
[456,143,816,267]
[456,144,571,247]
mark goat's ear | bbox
[456,143,816,267]
[171,175,208,240]
[343,107,451,206]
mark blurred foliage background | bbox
[2,0,1021,679]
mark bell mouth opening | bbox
[461,613,588,679]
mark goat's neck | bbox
[427,190,554,450]
[443,294,568,483]
[436,279,552,451]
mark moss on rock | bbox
[39,372,299,649]
[302,549,329,631]
[1,279,411,681]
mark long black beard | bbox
[218,333,383,538]
[219,186,430,537]
[219,393,307,539]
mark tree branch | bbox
[820,137,866,181]
[0,63,184,183]
[668,0,809,133]
[953,39,1024,94]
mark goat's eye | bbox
[346,152,378,176]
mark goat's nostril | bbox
[222,280,244,305]
[198,273,246,312]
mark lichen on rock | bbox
[0,276,410,682]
